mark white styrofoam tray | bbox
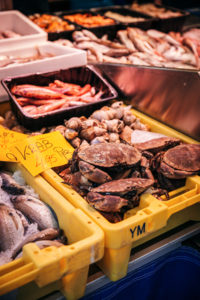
[0,10,47,50]
[0,41,87,101]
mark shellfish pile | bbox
[2,102,200,223]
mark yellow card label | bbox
[0,126,26,162]
[11,131,74,176]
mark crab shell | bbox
[79,160,112,184]
[78,143,141,168]
[100,211,123,223]
[134,137,180,153]
[87,192,128,212]
[91,177,154,196]
[160,144,200,179]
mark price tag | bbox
[0,126,26,162]
[11,131,74,176]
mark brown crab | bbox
[78,142,141,169]
[64,143,142,187]
[133,136,181,154]
[120,129,181,181]
[154,144,200,180]
[87,177,154,212]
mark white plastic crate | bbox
[0,41,87,101]
[0,10,47,51]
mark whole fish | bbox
[0,204,24,251]
[1,30,21,38]
[15,239,63,259]
[0,172,26,195]
[12,195,58,230]
[16,210,29,231]
[12,228,59,258]
[0,188,13,207]
[11,84,64,100]
[117,30,136,51]
[0,251,12,266]
[23,228,59,244]
[34,239,63,248]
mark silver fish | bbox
[82,29,98,40]
[16,210,29,231]
[117,30,136,51]
[15,239,63,259]
[34,239,62,248]
[72,31,90,41]
[23,228,59,243]
[12,228,59,258]
[2,30,21,38]
[0,204,24,251]
[0,250,12,266]
[12,195,58,230]
[0,172,26,195]
[105,48,131,58]
[0,187,13,207]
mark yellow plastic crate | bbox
[0,163,104,300]
[42,108,200,282]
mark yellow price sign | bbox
[11,131,74,176]
[0,126,26,162]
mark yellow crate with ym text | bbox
[0,163,104,300]
[42,107,200,282]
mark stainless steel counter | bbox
[95,63,200,141]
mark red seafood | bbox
[11,85,64,99]
[25,99,67,116]
[11,80,104,116]
[16,98,56,106]
[29,14,74,33]
[49,81,92,96]
[63,13,115,28]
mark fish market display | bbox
[0,47,55,68]
[63,13,116,27]
[51,103,199,221]
[131,3,183,19]
[61,135,200,222]
[0,30,21,39]
[0,170,66,265]
[2,102,200,222]
[29,14,75,32]
[1,101,149,139]
[62,142,154,222]
[104,11,145,23]
[10,81,104,116]
[59,108,200,221]
[54,28,200,69]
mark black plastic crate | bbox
[56,9,120,38]
[2,66,118,131]
[128,2,189,32]
[91,6,154,30]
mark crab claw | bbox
[91,178,154,196]
[100,211,123,223]
[133,136,181,153]
[79,161,112,184]
[63,172,92,189]
[87,192,128,212]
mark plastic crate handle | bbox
[0,259,38,295]
[167,176,200,218]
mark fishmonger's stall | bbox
[0,1,200,299]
